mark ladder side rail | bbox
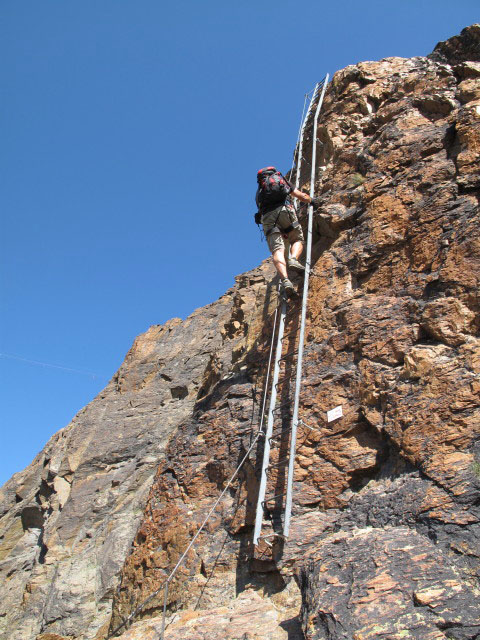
[292,91,309,182]
[294,83,320,193]
[253,295,287,546]
[283,75,329,539]
[256,295,280,438]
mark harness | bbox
[263,204,300,238]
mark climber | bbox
[255,167,320,298]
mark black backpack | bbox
[255,167,291,210]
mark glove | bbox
[310,196,321,208]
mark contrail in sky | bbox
[0,352,106,380]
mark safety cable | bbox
[290,91,310,218]
[243,279,279,443]
[283,75,329,539]
[255,287,280,438]
[106,430,265,640]
[252,75,329,546]
[292,92,309,176]
[106,296,281,640]
[107,82,326,639]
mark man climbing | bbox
[255,167,320,298]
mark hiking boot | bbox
[288,257,305,273]
[281,278,296,299]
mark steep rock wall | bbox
[0,24,479,640]
[112,24,480,640]
[0,276,275,640]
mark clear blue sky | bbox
[1,1,478,486]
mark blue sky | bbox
[1,1,478,486]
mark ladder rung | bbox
[270,422,292,437]
[274,374,293,390]
[279,349,299,362]
[262,491,287,506]
[267,456,289,470]
[272,400,292,413]
[281,329,299,341]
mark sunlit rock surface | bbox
[113,589,290,640]
[0,24,479,640]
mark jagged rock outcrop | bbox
[109,590,289,640]
[1,24,479,640]
[0,284,274,640]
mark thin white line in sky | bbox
[0,352,106,379]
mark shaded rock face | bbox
[299,527,480,640]
[1,25,479,640]
[0,274,276,640]
[429,23,480,66]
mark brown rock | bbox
[299,528,479,639]
[110,25,480,640]
[113,590,289,640]
[2,23,480,640]
[429,23,480,65]
[421,297,475,345]
[457,78,480,104]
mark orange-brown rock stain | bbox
[109,26,480,640]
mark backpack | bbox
[255,167,291,210]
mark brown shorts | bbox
[262,204,304,254]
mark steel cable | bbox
[106,299,281,640]
[107,81,328,640]
[106,430,265,640]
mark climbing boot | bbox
[288,257,305,274]
[281,278,296,299]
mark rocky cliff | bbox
[1,24,479,640]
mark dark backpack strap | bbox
[280,172,294,194]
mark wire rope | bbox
[106,430,264,640]
[106,297,281,640]
[107,80,327,640]
[291,92,309,177]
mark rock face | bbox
[1,24,479,640]
[111,590,289,640]
[299,527,480,640]
[0,284,272,640]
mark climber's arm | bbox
[291,188,311,204]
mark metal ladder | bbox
[253,76,329,548]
